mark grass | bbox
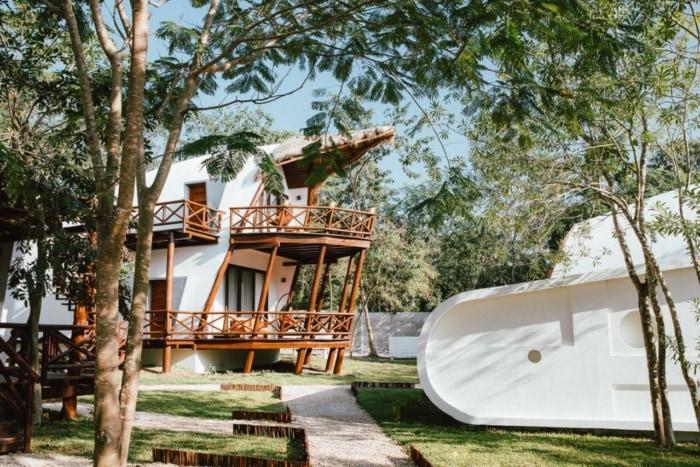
[137,390,287,418]
[355,388,700,467]
[80,390,287,419]
[32,417,305,463]
[139,354,418,386]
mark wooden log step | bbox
[152,447,310,467]
[231,423,305,440]
[220,383,282,399]
[0,420,20,436]
[0,433,24,454]
[231,406,291,423]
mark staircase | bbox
[0,334,39,453]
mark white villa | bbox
[418,190,700,433]
[0,126,394,375]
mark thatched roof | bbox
[270,126,395,165]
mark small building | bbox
[1,126,394,375]
[418,190,700,433]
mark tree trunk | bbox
[363,304,378,357]
[610,207,674,446]
[92,235,126,466]
[117,204,154,462]
[27,237,48,426]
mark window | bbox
[226,266,265,311]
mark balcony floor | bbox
[230,233,370,263]
[143,338,350,350]
[126,228,219,250]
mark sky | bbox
[146,2,470,187]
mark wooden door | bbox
[149,280,167,336]
[188,183,207,205]
[187,183,207,229]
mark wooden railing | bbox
[143,310,355,341]
[0,323,127,383]
[0,333,39,452]
[230,205,375,239]
[131,200,223,238]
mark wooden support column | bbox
[245,247,278,374]
[346,250,367,318]
[297,245,326,374]
[325,348,338,373]
[306,261,331,365]
[284,265,301,310]
[335,250,366,375]
[199,243,235,333]
[307,246,327,313]
[294,349,306,375]
[203,243,235,313]
[337,255,356,314]
[163,232,175,374]
[64,300,89,419]
[315,262,332,312]
[333,348,346,375]
[60,383,78,420]
[243,349,255,374]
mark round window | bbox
[528,349,542,363]
[619,311,644,349]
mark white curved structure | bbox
[418,191,700,432]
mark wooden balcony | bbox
[126,199,223,249]
[142,309,354,350]
[229,205,375,263]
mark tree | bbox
[465,1,697,446]
[0,3,95,425]
[29,1,491,464]
[7,0,657,462]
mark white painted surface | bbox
[388,336,419,358]
[419,190,700,432]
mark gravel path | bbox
[283,385,413,467]
[10,384,413,467]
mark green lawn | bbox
[140,354,418,386]
[32,417,304,463]
[137,390,287,418]
[80,390,287,419]
[356,388,700,467]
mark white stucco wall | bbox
[1,151,298,371]
[419,189,700,432]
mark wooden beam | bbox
[337,256,355,313]
[333,348,346,375]
[346,250,367,316]
[284,264,301,310]
[252,246,278,338]
[325,348,338,373]
[243,350,255,374]
[307,246,327,313]
[203,243,235,314]
[163,232,174,374]
[315,262,331,311]
[257,247,277,312]
[294,349,306,375]
[302,247,328,366]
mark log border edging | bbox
[350,381,416,395]
[409,445,434,467]
[231,405,292,423]
[152,447,309,467]
[220,383,283,399]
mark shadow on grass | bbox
[136,391,287,419]
[356,389,700,467]
[33,417,298,463]
[140,355,418,386]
